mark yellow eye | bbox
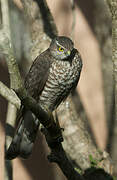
[59,47,64,52]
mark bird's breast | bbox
[39,51,82,111]
[50,53,81,87]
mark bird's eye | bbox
[58,47,64,52]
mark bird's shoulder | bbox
[24,49,53,99]
[30,49,53,70]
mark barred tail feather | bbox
[5,111,39,160]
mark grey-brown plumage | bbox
[6,36,82,160]
[25,36,82,111]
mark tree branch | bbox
[57,96,113,173]
[70,0,76,39]
[0,81,21,109]
[1,0,23,90]
[106,0,117,175]
[44,129,84,180]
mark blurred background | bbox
[0,0,113,179]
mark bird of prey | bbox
[6,36,83,160]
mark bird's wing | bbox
[25,49,52,101]
[5,49,53,160]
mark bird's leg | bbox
[54,110,64,132]
[40,109,63,147]
[46,111,63,141]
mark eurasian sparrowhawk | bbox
[6,36,82,160]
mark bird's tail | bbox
[5,109,39,160]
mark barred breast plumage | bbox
[39,49,82,111]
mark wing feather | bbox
[25,49,52,101]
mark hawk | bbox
[6,36,83,160]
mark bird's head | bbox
[49,36,74,60]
